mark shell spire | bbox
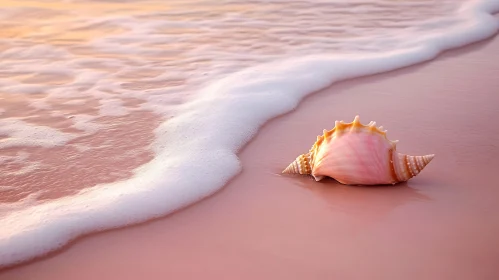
[282,153,312,175]
[392,153,435,182]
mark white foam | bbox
[0,119,75,149]
[0,192,44,220]
[1,162,40,176]
[27,99,51,110]
[0,151,40,176]
[68,114,104,135]
[0,0,498,267]
[98,99,129,117]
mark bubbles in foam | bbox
[0,0,498,268]
[98,99,129,117]
[0,192,44,219]
[0,151,40,176]
[68,114,104,135]
[0,119,75,149]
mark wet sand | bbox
[2,34,499,279]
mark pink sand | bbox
[2,35,499,280]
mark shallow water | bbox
[1,0,498,267]
[0,0,463,207]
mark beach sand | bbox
[2,33,499,279]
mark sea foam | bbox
[0,0,498,267]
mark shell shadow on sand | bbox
[285,174,432,226]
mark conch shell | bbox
[282,116,434,185]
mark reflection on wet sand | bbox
[290,175,431,226]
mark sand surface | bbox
[2,34,499,280]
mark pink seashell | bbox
[282,116,434,185]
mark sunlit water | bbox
[0,0,498,267]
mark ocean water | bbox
[0,0,498,267]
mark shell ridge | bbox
[388,149,400,183]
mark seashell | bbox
[282,115,434,185]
